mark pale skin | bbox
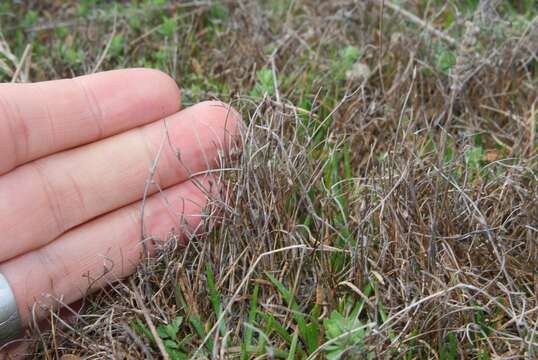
[0,68,240,357]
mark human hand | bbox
[0,68,240,354]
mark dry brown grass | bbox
[1,0,537,358]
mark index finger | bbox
[0,68,181,175]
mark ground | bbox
[1,0,537,359]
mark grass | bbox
[1,0,537,358]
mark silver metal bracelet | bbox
[0,272,22,347]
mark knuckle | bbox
[0,87,26,173]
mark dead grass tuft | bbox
[1,0,536,358]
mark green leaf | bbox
[262,312,292,343]
[22,10,39,27]
[324,311,345,339]
[157,326,168,339]
[159,316,183,340]
[440,332,458,360]
[286,330,299,360]
[61,45,83,66]
[303,306,320,353]
[340,45,361,69]
[131,319,155,343]
[265,272,319,353]
[206,264,221,316]
[160,16,176,37]
[436,47,456,75]
[164,339,180,349]
[128,14,141,30]
[167,347,189,360]
[189,315,213,352]
[326,347,347,360]
[206,264,226,337]
[465,145,484,171]
[250,67,275,99]
[265,272,292,302]
[323,310,366,358]
[109,35,124,58]
[331,45,362,81]
[242,283,260,359]
[210,4,229,20]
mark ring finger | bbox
[0,174,217,325]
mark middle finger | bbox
[0,101,239,263]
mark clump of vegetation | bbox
[1,0,536,358]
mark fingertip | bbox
[191,100,243,151]
[79,68,182,132]
[197,100,242,134]
[152,100,242,180]
[130,68,182,111]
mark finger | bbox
[0,100,240,263]
[0,68,181,174]
[0,300,84,357]
[0,341,29,359]
[0,175,218,325]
